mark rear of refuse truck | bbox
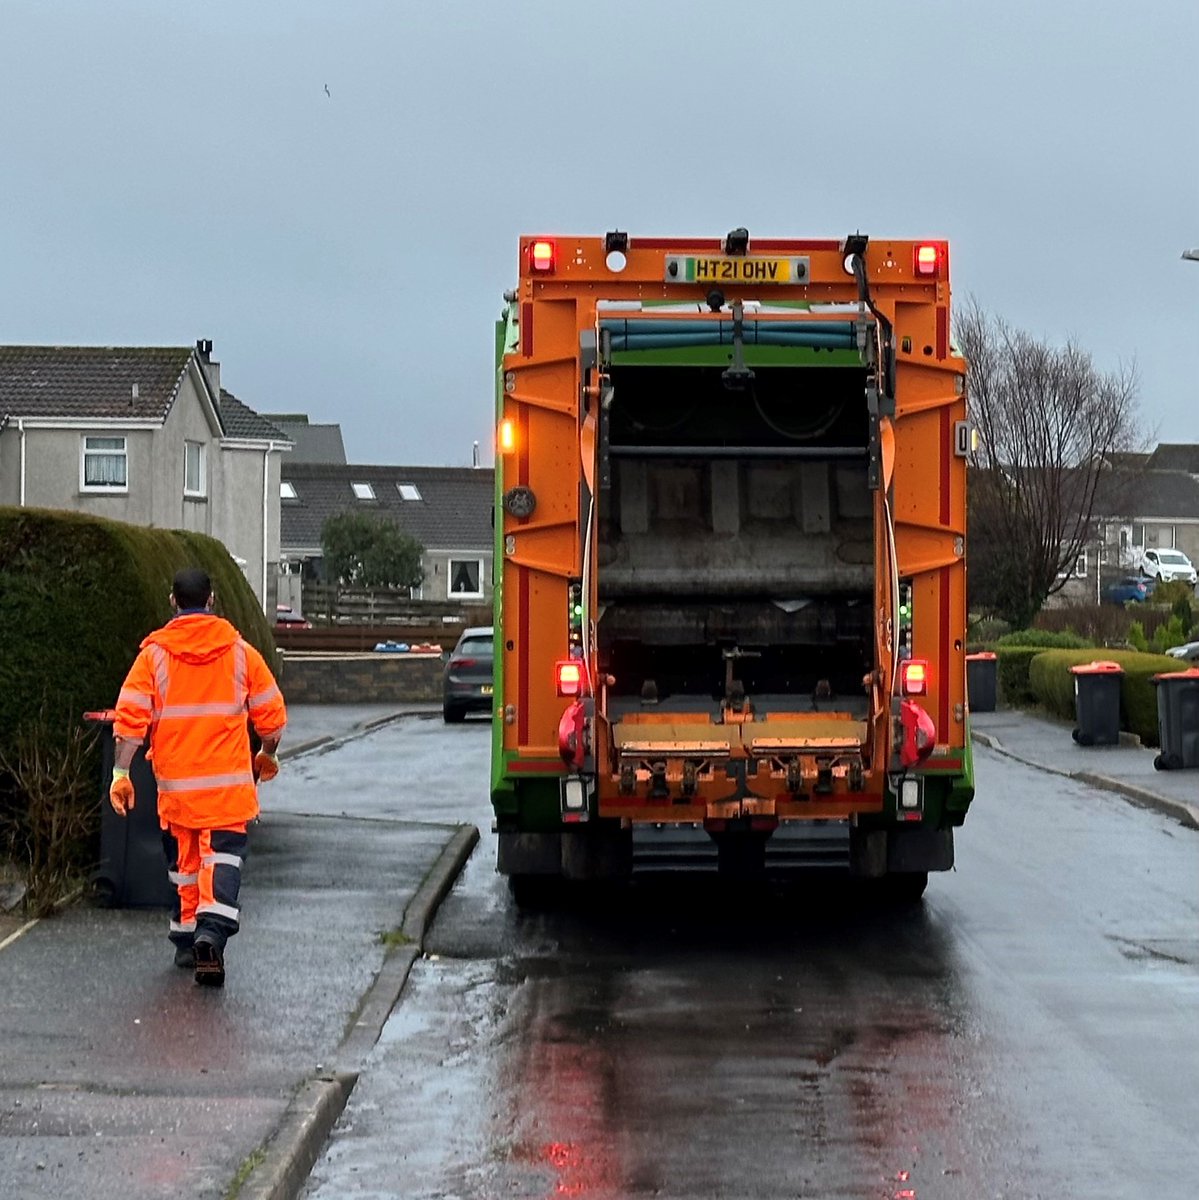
[491,231,974,898]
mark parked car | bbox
[1103,576,1154,605]
[1165,641,1199,662]
[443,625,494,723]
[275,605,312,629]
[1139,548,1198,585]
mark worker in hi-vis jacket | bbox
[111,567,287,988]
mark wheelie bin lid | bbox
[82,709,117,723]
[1151,667,1199,683]
[965,651,997,661]
[1068,660,1123,675]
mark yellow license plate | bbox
[665,255,808,285]
[480,685,493,695]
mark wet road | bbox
[299,718,1199,1199]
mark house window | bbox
[280,481,298,501]
[351,481,375,501]
[81,435,128,491]
[397,483,422,501]
[184,441,206,497]
[448,557,484,600]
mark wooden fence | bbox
[296,583,489,630]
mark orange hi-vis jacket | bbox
[113,614,287,829]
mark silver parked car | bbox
[442,626,494,723]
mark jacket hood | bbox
[141,613,241,664]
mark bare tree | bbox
[958,300,1142,628]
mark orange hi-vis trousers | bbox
[162,823,248,952]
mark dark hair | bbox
[172,567,212,610]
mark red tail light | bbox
[530,239,556,273]
[900,658,929,696]
[914,243,940,277]
[555,660,585,697]
[451,657,477,669]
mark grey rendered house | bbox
[278,462,495,604]
[0,342,291,610]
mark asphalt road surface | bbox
[295,717,1199,1199]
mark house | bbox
[278,462,495,604]
[1053,463,1199,603]
[0,341,291,610]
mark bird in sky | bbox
[324,83,331,98]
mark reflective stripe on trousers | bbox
[162,823,248,948]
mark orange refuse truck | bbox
[490,229,974,901]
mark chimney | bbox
[472,440,480,468]
[195,338,220,398]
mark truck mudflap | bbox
[849,826,954,877]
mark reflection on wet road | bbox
[302,719,1199,1199]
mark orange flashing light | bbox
[555,660,584,697]
[498,418,516,454]
[900,659,929,696]
[914,243,940,277]
[530,239,556,273]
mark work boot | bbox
[174,943,195,970]
[193,935,225,988]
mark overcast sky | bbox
[2,1,1196,466]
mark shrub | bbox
[1027,648,1180,745]
[1152,579,1193,610]
[996,646,1043,706]
[996,628,1093,650]
[0,507,277,908]
[1127,620,1148,652]
[1152,615,1186,656]
[1033,603,1172,648]
[1170,593,1193,641]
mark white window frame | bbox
[280,481,298,501]
[80,435,129,493]
[397,482,422,501]
[447,556,485,600]
[183,440,206,498]
[351,481,375,501]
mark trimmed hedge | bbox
[1027,648,1179,746]
[996,628,1093,650]
[0,507,278,891]
[995,646,1043,706]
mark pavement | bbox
[971,707,1199,830]
[0,703,479,1200]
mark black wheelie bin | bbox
[1152,667,1199,770]
[86,710,173,908]
[1069,660,1123,747]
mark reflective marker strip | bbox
[148,645,170,707]
[168,871,199,886]
[202,852,243,869]
[196,901,240,922]
[249,684,281,709]
[169,918,197,933]
[233,642,247,706]
[157,772,255,792]
[157,702,247,719]
[118,688,153,710]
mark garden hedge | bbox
[1027,648,1180,746]
[0,507,277,862]
[995,647,1044,707]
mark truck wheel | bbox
[880,871,928,905]
[508,874,561,910]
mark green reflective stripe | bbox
[158,702,246,719]
[119,688,153,710]
[157,771,255,792]
[248,684,280,708]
